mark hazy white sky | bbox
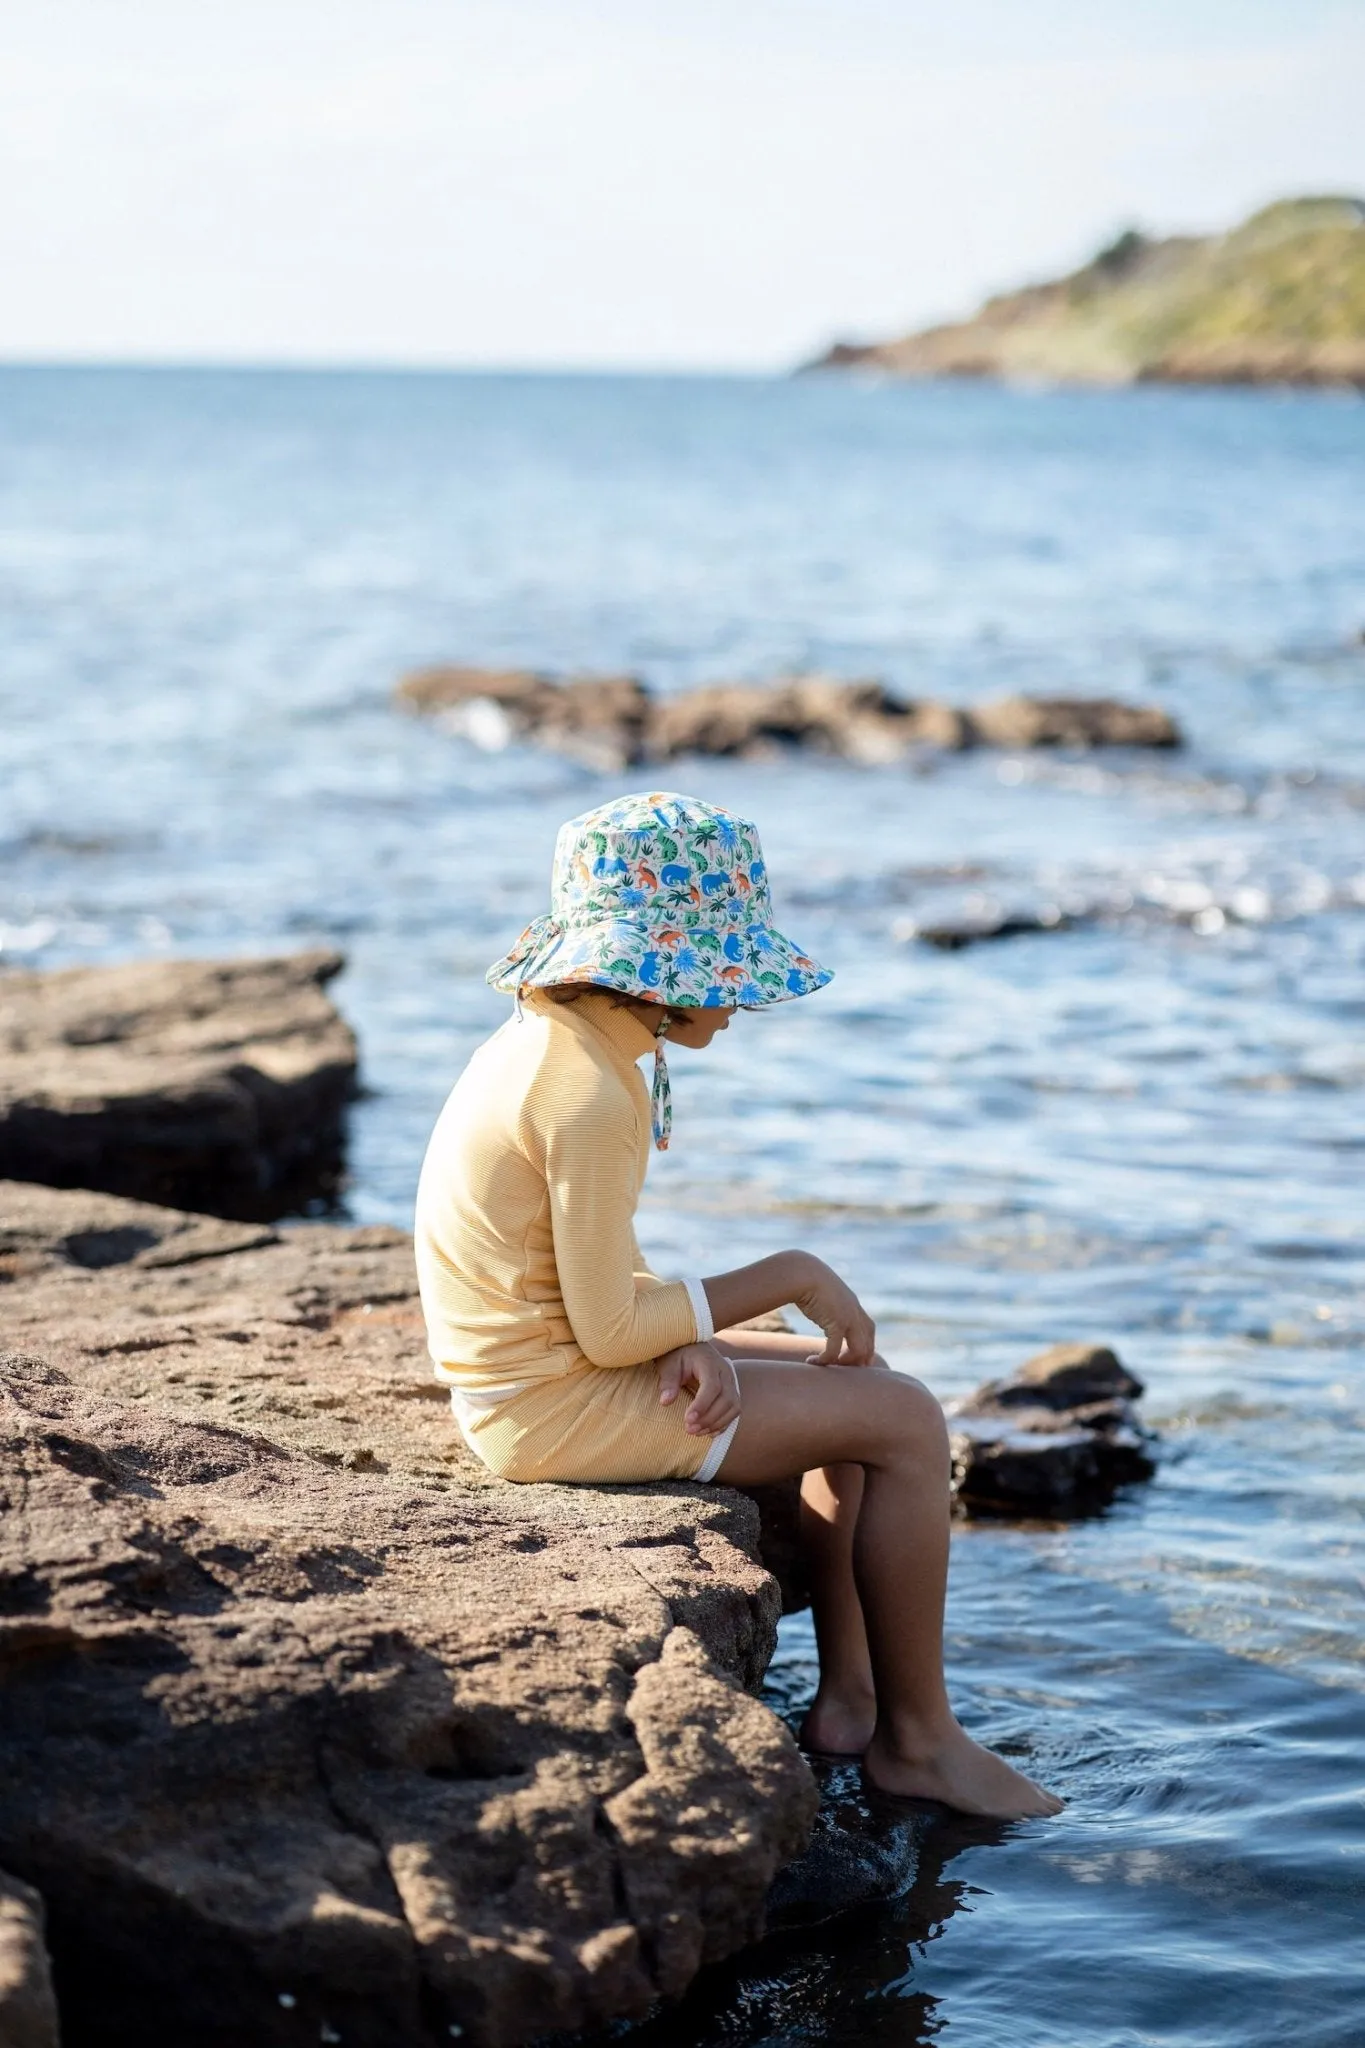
[3,0,1363,369]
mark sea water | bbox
[2,366,1363,2047]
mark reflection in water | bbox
[596,1549,1365,2048]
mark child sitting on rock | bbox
[415,791,1060,1820]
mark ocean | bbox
[2,364,1363,2047]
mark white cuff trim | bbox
[694,1414,741,1482]
[682,1274,715,1343]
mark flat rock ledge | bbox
[0,1183,1156,2043]
[394,668,1181,770]
[0,1182,814,2048]
[0,951,358,1222]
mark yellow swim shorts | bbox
[451,1358,739,1484]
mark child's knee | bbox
[883,1373,951,1471]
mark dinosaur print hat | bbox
[486,792,833,1145]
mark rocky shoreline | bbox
[0,1181,815,2048]
[0,961,1157,2046]
[394,668,1181,772]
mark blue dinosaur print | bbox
[486,793,832,1041]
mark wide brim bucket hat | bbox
[486,791,833,1011]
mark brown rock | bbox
[967,696,1181,749]
[0,952,357,1222]
[949,1342,1156,1516]
[0,1871,60,2048]
[394,666,555,720]
[394,668,1179,765]
[968,1341,1144,1413]
[394,667,652,770]
[0,1182,816,2048]
[642,676,929,764]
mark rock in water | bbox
[393,668,1182,766]
[0,1181,817,2048]
[764,1758,932,1927]
[395,666,653,770]
[0,1872,60,2048]
[949,1343,1157,1516]
[967,696,1180,749]
[0,951,357,1221]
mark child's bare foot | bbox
[800,1684,878,1757]
[864,1721,1063,1819]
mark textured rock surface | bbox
[0,953,357,1222]
[0,1182,815,2048]
[948,1343,1156,1515]
[395,668,1180,766]
[0,1870,60,2048]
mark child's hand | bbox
[657,1342,742,1435]
[790,1256,878,1366]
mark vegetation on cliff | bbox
[811,197,1365,388]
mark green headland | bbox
[809,196,1365,388]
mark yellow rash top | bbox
[413,990,727,1482]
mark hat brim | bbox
[487,913,832,1008]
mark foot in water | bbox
[864,1722,1063,1819]
[800,1684,878,1757]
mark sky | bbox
[2,0,1363,371]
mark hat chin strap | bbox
[650,1023,673,1152]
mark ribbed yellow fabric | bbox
[459,1361,720,1483]
[414,989,699,1392]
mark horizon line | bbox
[0,353,804,380]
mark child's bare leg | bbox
[715,1331,876,1752]
[798,1461,877,1752]
[713,1362,1062,1820]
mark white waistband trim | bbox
[694,1413,740,1482]
[448,1380,529,1420]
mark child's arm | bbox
[701,1251,876,1366]
[542,1088,703,1369]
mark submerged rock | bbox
[764,1757,932,1927]
[0,1871,60,2048]
[949,1343,1157,1516]
[911,906,1077,949]
[0,951,357,1222]
[395,667,1181,767]
[0,1181,815,2048]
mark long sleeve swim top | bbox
[414,988,707,1389]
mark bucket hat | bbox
[486,791,832,1147]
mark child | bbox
[415,792,1060,1820]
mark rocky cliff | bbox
[809,197,1365,388]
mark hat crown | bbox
[550,792,774,933]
